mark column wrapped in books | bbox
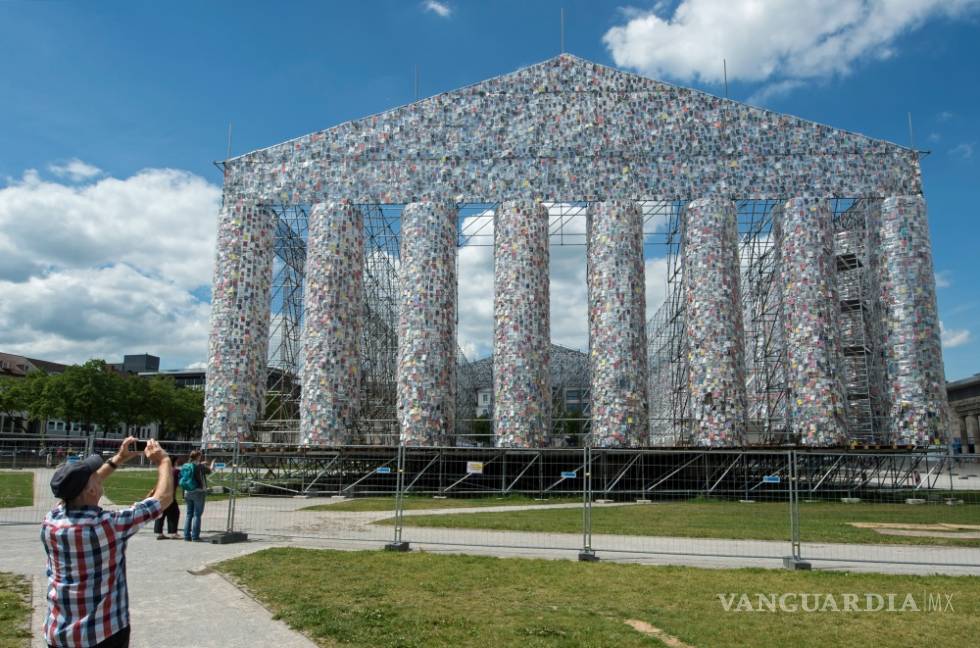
[682,197,747,446]
[397,201,457,445]
[587,200,648,447]
[877,195,950,444]
[203,197,275,447]
[776,198,848,445]
[493,200,551,447]
[300,201,365,446]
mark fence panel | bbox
[392,447,586,553]
[225,444,403,546]
[796,451,980,568]
[3,437,979,570]
[587,449,795,564]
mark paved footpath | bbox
[0,526,319,648]
[3,469,979,646]
[1,468,317,648]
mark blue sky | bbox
[0,0,977,379]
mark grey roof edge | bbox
[224,53,915,165]
[947,373,980,390]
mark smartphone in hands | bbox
[128,440,148,453]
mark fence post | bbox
[579,445,598,561]
[386,443,410,551]
[213,429,247,544]
[783,449,810,570]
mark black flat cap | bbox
[50,454,104,501]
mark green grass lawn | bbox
[303,494,580,513]
[216,548,980,648]
[382,499,980,547]
[0,473,33,508]
[0,572,31,648]
[102,469,237,505]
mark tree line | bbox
[0,360,203,440]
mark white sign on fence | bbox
[466,461,484,475]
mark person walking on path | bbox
[179,450,215,542]
[41,437,173,648]
[149,458,181,539]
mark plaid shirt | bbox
[40,498,162,647]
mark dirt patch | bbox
[850,522,980,531]
[849,522,980,539]
[625,619,694,647]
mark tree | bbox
[48,360,121,437]
[0,376,28,433]
[148,377,203,440]
[116,374,152,437]
[1,371,61,438]
[1,359,206,443]
[146,377,178,436]
[168,387,204,440]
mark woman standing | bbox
[151,458,182,539]
[179,450,215,542]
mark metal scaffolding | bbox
[646,198,893,447]
[260,198,895,448]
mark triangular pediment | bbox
[225,54,920,202]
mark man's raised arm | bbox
[145,439,174,510]
[95,435,142,481]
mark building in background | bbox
[948,374,980,455]
[466,343,590,424]
[0,352,68,435]
[109,354,160,374]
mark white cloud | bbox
[937,110,955,122]
[949,142,975,159]
[604,0,980,92]
[0,166,220,290]
[0,265,211,367]
[928,132,942,143]
[548,236,589,353]
[941,321,972,348]
[935,271,951,288]
[745,80,806,106]
[645,257,669,317]
[48,158,103,182]
[457,211,495,359]
[0,164,221,368]
[422,1,451,18]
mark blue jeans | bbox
[184,490,206,540]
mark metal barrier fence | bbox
[2,437,978,569]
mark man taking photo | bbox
[41,437,173,648]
